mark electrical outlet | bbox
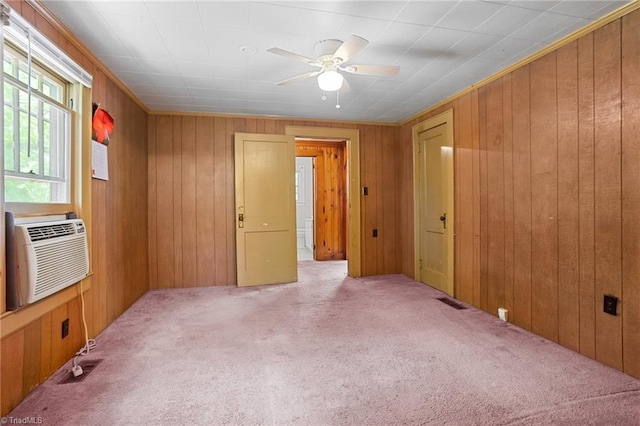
[603,295,618,316]
[61,318,69,339]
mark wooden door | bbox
[418,124,454,295]
[235,133,297,287]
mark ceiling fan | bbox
[267,35,400,93]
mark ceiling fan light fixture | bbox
[317,70,343,92]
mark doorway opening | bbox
[285,126,361,277]
[295,139,347,263]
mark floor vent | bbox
[437,297,468,310]
[59,359,103,384]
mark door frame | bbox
[285,126,361,277]
[296,141,347,261]
[412,109,454,294]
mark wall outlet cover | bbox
[603,295,618,316]
[61,318,69,339]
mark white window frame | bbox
[4,43,72,204]
[1,3,92,215]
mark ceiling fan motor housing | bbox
[315,39,344,64]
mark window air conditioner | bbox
[15,219,89,305]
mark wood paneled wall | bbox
[1,0,149,415]
[148,117,399,288]
[398,11,640,378]
[296,141,346,261]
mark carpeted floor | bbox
[9,260,640,425]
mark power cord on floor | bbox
[72,279,96,377]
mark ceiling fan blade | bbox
[276,70,322,86]
[267,47,320,66]
[333,35,368,63]
[341,64,400,76]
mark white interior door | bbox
[235,133,297,287]
[418,124,454,295]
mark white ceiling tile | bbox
[587,1,628,19]
[249,54,311,74]
[212,79,249,92]
[473,5,544,37]
[543,18,591,44]
[217,99,249,108]
[413,27,470,53]
[117,71,156,86]
[174,61,215,79]
[154,20,209,63]
[549,1,615,18]
[291,9,346,39]
[144,0,200,22]
[248,2,300,33]
[125,84,160,96]
[381,89,419,103]
[141,94,193,104]
[41,2,131,57]
[181,76,217,90]
[451,33,505,57]
[279,1,355,15]
[90,0,151,17]
[394,1,458,27]
[99,12,170,59]
[213,65,250,81]
[435,1,506,31]
[247,80,283,93]
[509,11,586,42]
[369,77,405,91]
[510,1,564,12]
[348,1,409,20]
[477,36,541,60]
[375,22,431,48]
[460,56,504,77]
[197,1,250,27]
[337,15,392,43]
[500,42,546,66]
[356,44,409,67]
[146,74,186,88]
[100,55,142,73]
[134,57,179,75]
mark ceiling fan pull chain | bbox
[336,90,341,109]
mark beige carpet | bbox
[9,260,640,425]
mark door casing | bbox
[412,109,455,295]
[285,126,361,277]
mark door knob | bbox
[439,213,447,229]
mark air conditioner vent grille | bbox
[28,223,76,241]
[33,239,88,297]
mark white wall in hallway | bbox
[295,157,313,248]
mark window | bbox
[1,3,92,213]
[3,44,71,203]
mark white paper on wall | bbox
[91,139,109,181]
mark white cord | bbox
[72,279,96,375]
